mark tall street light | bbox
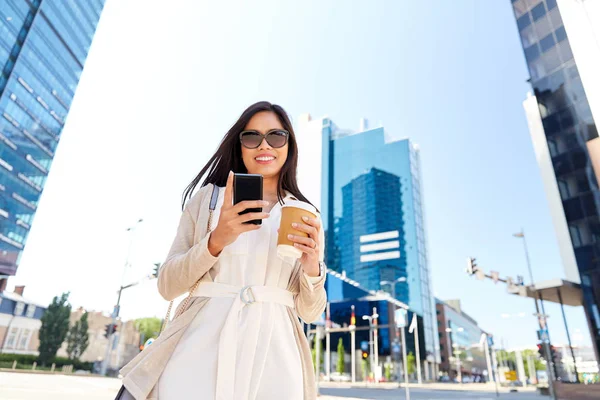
[446,327,464,383]
[363,308,379,380]
[101,218,143,376]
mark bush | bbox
[0,353,93,372]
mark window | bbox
[18,329,31,349]
[531,2,546,22]
[5,327,19,348]
[524,44,540,62]
[546,0,557,11]
[14,301,25,316]
[540,33,555,53]
[517,12,531,31]
[26,304,36,318]
[555,26,567,43]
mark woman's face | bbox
[241,111,289,179]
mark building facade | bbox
[0,0,105,285]
[436,299,489,381]
[296,115,440,372]
[510,0,600,359]
[0,285,45,355]
[57,307,141,373]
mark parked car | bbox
[325,372,351,382]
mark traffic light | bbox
[152,263,161,278]
[466,257,477,275]
[104,323,118,338]
[550,345,558,363]
[537,343,544,358]
[362,350,368,360]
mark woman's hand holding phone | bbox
[208,172,269,256]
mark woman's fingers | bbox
[287,234,317,249]
[223,171,234,208]
[236,212,270,224]
[292,222,318,238]
[293,242,318,255]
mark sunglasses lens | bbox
[266,130,288,148]
[240,132,262,148]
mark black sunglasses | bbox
[239,129,289,149]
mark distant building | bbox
[0,285,45,355]
[296,114,440,374]
[57,307,141,371]
[0,0,106,288]
[436,298,490,381]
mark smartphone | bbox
[233,173,263,225]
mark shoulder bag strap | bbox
[159,184,220,334]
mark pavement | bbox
[0,371,547,400]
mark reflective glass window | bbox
[539,33,556,53]
[524,44,540,62]
[534,15,553,39]
[517,12,532,31]
[555,26,567,42]
[531,2,546,21]
[546,0,557,11]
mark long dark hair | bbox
[182,101,317,212]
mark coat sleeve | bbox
[295,223,327,323]
[157,188,221,301]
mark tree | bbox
[134,317,162,342]
[38,292,72,365]
[336,338,345,373]
[361,358,369,381]
[407,351,416,375]
[311,335,324,371]
[66,312,90,361]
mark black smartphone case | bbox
[233,173,263,225]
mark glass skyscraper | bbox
[510,0,600,359]
[296,115,440,373]
[0,1,105,281]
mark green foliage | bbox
[134,317,162,342]
[0,353,93,371]
[38,292,72,366]
[66,312,90,361]
[407,351,416,375]
[336,338,345,374]
[384,363,392,381]
[311,336,324,370]
[361,358,369,380]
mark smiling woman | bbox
[118,101,328,400]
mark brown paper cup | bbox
[277,200,317,260]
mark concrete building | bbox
[0,285,45,355]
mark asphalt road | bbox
[319,387,547,399]
[0,371,546,400]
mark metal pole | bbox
[556,288,580,383]
[369,322,374,379]
[455,347,462,383]
[491,347,500,398]
[100,219,142,376]
[316,326,321,394]
[520,229,536,285]
[351,327,356,383]
[414,316,422,384]
[373,307,379,382]
[401,326,410,400]
[326,303,331,382]
[484,335,493,383]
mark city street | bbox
[0,372,547,400]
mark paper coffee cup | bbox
[277,200,318,260]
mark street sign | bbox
[392,343,401,354]
[504,371,517,381]
[487,336,494,347]
[537,329,549,342]
[475,269,485,281]
[490,271,499,284]
[361,341,369,351]
[395,309,407,328]
[112,305,120,318]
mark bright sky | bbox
[12,0,592,349]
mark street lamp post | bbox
[362,308,379,382]
[100,218,143,376]
[446,327,464,383]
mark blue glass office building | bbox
[313,118,440,368]
[0,1,105,280]
[511,0,600,359]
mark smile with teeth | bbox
[255,156,275,161]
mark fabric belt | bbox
[191,282,295,400]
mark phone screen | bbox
[234,173,263,225]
